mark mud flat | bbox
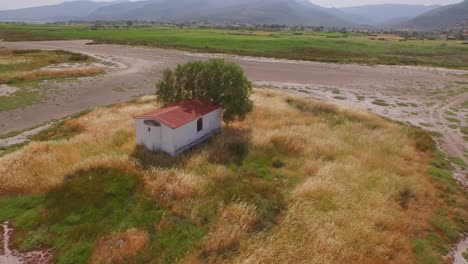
[450,235,468,264]
[0,84,17,96]
[0,221,52,264]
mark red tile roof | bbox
[134,99,221,129]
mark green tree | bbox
[156,59,253,123]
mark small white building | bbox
[134,99,222,156]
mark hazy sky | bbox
[0,0,464,10]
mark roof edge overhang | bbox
[133,105,221,129]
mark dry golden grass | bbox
[144,169,207,215]
[233,92,438,264]
[0,89,462,263]
[90,228,149,264]
[187,202,258,264]
[0,66,103,84]
[0,100,156,194]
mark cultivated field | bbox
[0,90,466,264]
[1,23,468,69]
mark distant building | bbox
[463,31,468,40]
[134,99,221,156]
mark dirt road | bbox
[0,40,467,179]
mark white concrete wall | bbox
[135,119,176,154]
[172,108,222,153]
[161,125,175,154]
[135,119,160,151]
[135,108,221,156]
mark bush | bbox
[156,59,253,123]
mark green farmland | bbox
[1,23,468,69]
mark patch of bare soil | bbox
[450,235,468,264]
[0,84,17,96]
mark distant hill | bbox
[0,0,113,22]
[0,0,463,28]
[0,0,353,27]
[339,4,440,25]
[87,0,352,27]
[402,0,468,29]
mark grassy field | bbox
[0,90,466,263]
[0,48,102,112]
[1,23,468,69]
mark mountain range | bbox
[402,0,468,29]
[0,0,466,30]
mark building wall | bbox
[134,119,174,154]
[135,108,221,156]
[172,109,222,153]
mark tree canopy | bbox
[156,59,253,123]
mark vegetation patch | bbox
[446,117,460,123]
[31,111,91,142]
[461,126,468,136]
[0,49,102,112]
[445,110,457,116]
[0,81,43,112]
[448,156,467,169]
[397,102,410,107]
[372,99,389,106]
[0,90,466,263]
[1,168,203,264]
[0,48,99,84]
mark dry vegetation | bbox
[0,66,103,84]
[0,48,102,84]
[0,48,104,112]
[0,90,466,264]
[90,228,150,264]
